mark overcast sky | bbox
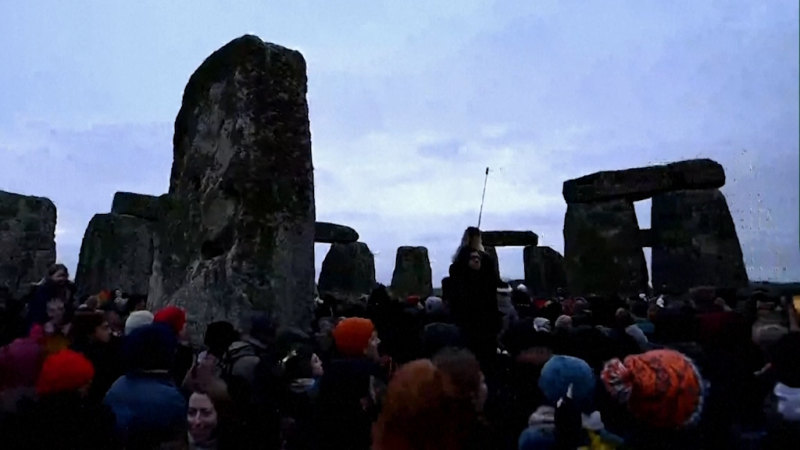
[1,1,797,287]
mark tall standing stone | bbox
[0,191,56,298]
[652,189,748,292]
[318,242,375,299]
[524,246,567,296]
[75,214,154,298]
[390,246,433,298]
[148,35,315,337]
[483,246,502,281]
[563,199,648,296]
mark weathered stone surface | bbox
[652,189,748,292]
[318,242,375,298]
[563,199,648,296]
[75,214,154,298]
[523,246,567,296]
[0,191,56,298]
[563,159,725,204]
[481,230,539,247]
[483,246,502,281]
[390,246,433,298]
[111,192,163,221]
[314,222,359,244]
[148,35,315,338]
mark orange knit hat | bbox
[332,318,375,357]
[36,349,95,396]
[601,349,704,429]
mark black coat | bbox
[448,249,501,337]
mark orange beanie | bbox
[333,318,375,357]
[36,349,95,396]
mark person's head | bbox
[103,308,124,337]
[124,323,178,372]
[36,349,95,397]
[204,321,239,358]
[372,359,475,450]
[554,315,573,330]
[601,349,704,429]
[125,310,155,336]
[187,379,232,445]
[47,264,69,285]
[125,295,147,313]
[153,306,188,339]
[468,250,482,271]
[539,355,596,413]
[463,227,483,250]
[70,311,111,344]
[281,345,324,380]
[615,307,635,329]
[433,348,487,412]
[332,317,380,360]
[46,297,66,324]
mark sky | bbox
[1,1,798,287]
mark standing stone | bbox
[390,246,433,298]
[524,246,567,296]
[481,231,539,247]
[0,191,56,298]
[318,242,375,299]
[563,199,648,296]
[483,246,502,281]
[75,214,154,298]
[652,189,748,292]
[148,35,315,338]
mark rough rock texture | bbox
[481,230,539,247]
[111,192,163,221]
[483,246,502,281]
[75,214,154,298]
[148,35,315,338]
[317,242,375,299]
[563,199,648,296]
[563,159,725,204]
[652,189,748,292]
[0,191,56,298]
[314,222,359,244]
[523,246,567,296]
[390,246,433,298]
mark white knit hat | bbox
[125,310,155,336]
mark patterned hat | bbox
[601,349,704,429]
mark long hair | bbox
[452,227,484,262]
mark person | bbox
[154,305,194,385]
[103,323,187,448]
[496,283,519,337]
[0,326,44,416]
[25,264,75,329]
[316,317,383,450]
[186,378,243,450]
[278,344,325,450]
[372,359,482,450]
[4,349,118,449]
[448,244,501,368]
[69,310,122,403]
[39,297,71,355]
[124,310,154,336]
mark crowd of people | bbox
[0,227,799,449]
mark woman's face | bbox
[93,321,112,343]
[187,393,218,443]
[46,299,65,324]
[50,268,68,285]
[468,252,482,271]
[311,353,324,378]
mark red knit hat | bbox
[36,349,95,396]
[153,306,187,335]
[332,318,375,357]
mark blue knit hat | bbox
[538,355,596,412]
